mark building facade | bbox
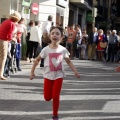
[0,0,97,58]
[95,0,120,32]
[69,0,93,33]
[0,0,69,27]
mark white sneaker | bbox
[30,58,33,63]
[26,57,29,62]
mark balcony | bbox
[56,0,68,8]
[69,0,93,10]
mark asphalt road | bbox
[0,60,120,120]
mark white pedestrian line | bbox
[60,116,120,120]
[0,110,120,120]
[103,100,120,112]
[0,109,118,115]
[1,95,120,100]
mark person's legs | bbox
[40,40,48,67]
[100,52,104,61]
[111,45,116,62]
[88,44,92,59]
[70,43,74,59]
[26,41,30,61]
[83,48,86,59]
[44,78,63,117]
[29,41,34,62]
[66,42,71,58]
[33,42,38,59]
[91,43,96,60]
[97,51,100,61]
[81,49,83,59]
[104,49,107,61]
[44,78,53,101]
[52,78,63,116]
[4,56,11,77]
[107,45,112,61]
[16,58,21,71]
[0,40,8,79]
[118,52,120,62]
[16,44,21,71]
[76,49,79,58]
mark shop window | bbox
[1,18,7,23]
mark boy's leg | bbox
[88,44,92,59]
[44,78,53,101]
[52,78,63,116]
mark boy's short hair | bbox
[50,26,64,36]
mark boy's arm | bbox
[30,55,42,80]
[64,57,80,78]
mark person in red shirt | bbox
[96,29,107,61]
[0,11,21,80]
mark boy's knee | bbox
[44,96,52,101]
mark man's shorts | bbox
[66,42,73,50]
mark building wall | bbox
[30,0,69,28]
[32,0,56,24]
[0,0,11,22]
[0,0,69,28]
[56,0,69,27]
[69,3,87,30]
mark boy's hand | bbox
[75,72,80,78]
[30,73,35,80]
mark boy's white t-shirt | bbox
[40,45,70,80]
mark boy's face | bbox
[50,28,63,43]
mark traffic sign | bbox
[32,3,39,15]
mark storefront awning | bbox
[70,0,92,10]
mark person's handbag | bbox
[42,33,51,44]
[100,42,107,48]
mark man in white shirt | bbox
[40,15,53,67]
